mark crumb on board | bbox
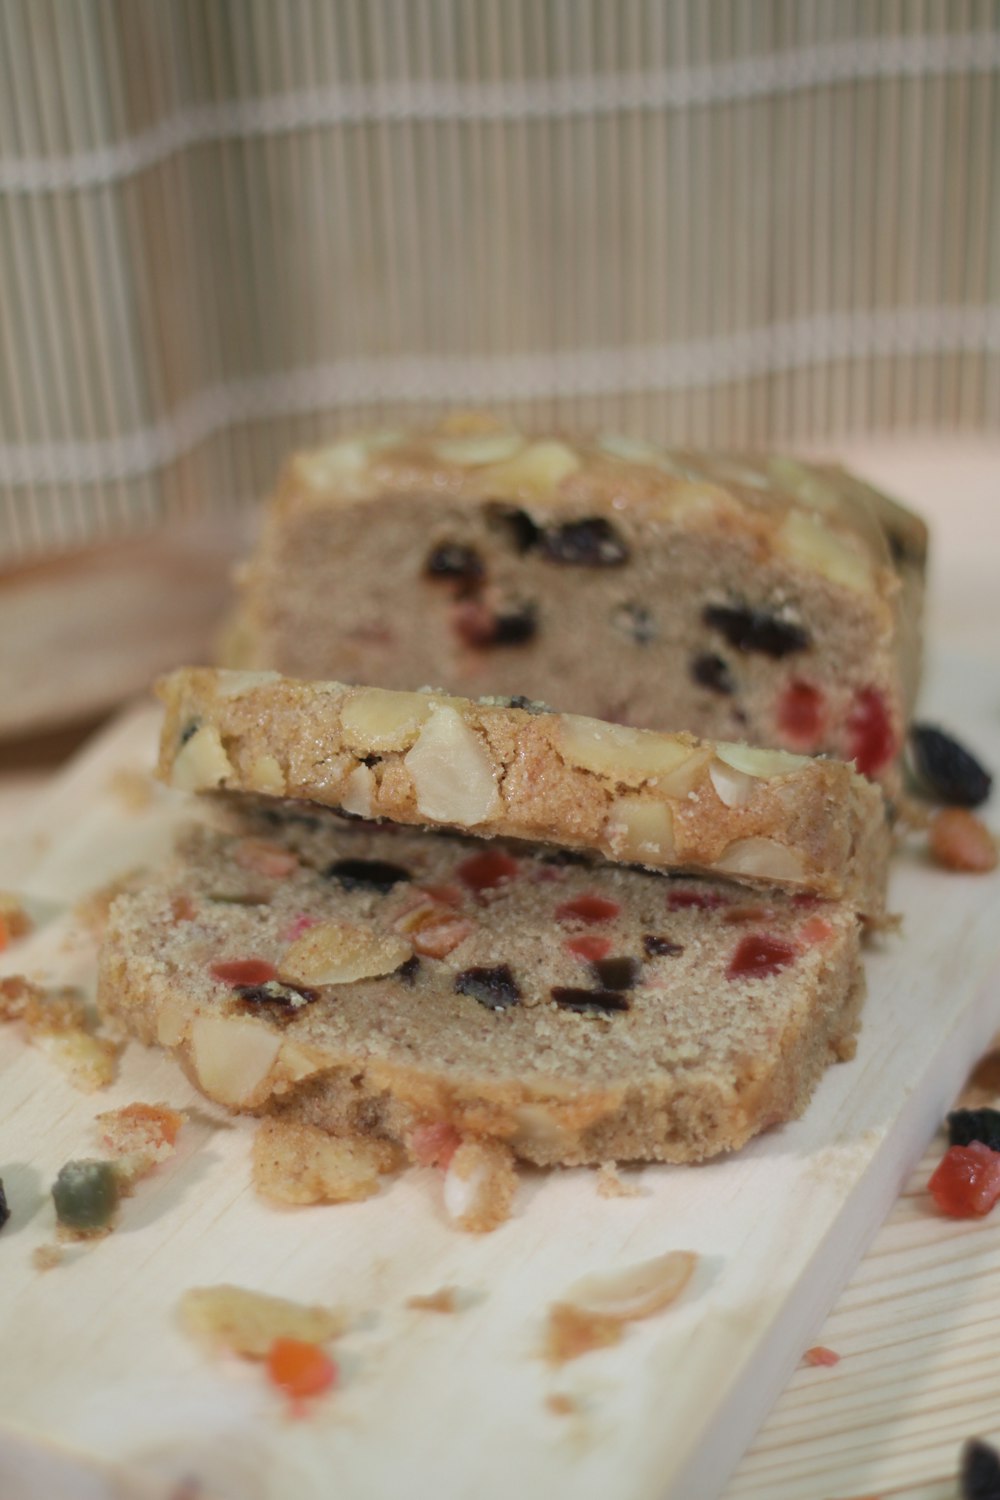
[802,1345,841,1368]
[0,893,33,949]
[545,1393,581,1417]
[595,1161,644,1199]
[107,767,156,813]
[544,1303,624,1365]
[252,1118,403,1205]
[0,975,119,1090]
[442,1139,518,1233]
[32,1244,64,1272]
[405,1287,461,1314]
[73,871,143,938]
[178,1284,346,1359]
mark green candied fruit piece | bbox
[51,1159,120,1233]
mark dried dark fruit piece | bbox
[948,1108,1000,1153]
[0,1178,8,1231]
[961,1436,1000,1499]
[726,933,799,981]
[493,603,538,645]
[592,956,641,990]
[211,958,278,987]
[612,602,657,646]
[643,934,684,957]
[551,987,630,1014]
[690,652,734,695]
[396,954,421,985]
[908,725,993,808]
[325,859,411,892]
[424,542,485,587]
[52,1160,120,1233]
[454,965,522,1011]
[453,599,538,649]
[542,518,629,567]
[235,979,318,1009]
[703,604,810,658]
[485,503,541,553]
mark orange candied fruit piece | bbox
[266,1338,338,1401]
[928,1141,1000,1217]
[555,894,621,925]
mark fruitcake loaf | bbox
[221,417,927,785]
[97,813,864,1166]
[157,667,891,919]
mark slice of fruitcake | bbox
[157,667,891,920]
[97,812,863,1166]
[221,416,926,787]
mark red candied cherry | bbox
[210,958,278,987]
[565,933,613,963]
[555,894,621,925]
[456,850,519,893]
[667,888,729,912]
[928,1141,1000,1217]
[798,915,835,947]
[846,687,896,777]
[726,933,799,981]
[777,680,826,750]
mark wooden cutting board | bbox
[0,653,998,1500]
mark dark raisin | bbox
[948,1108,1000,1153]
[551,987,630,1014]
[612,602,657,645]
[961,1437,1000,1500]
[908,725,993,808]
[491,602,537,645]
[486,503,541,553]
[690,652,735,695]
[592,956,641,990]
[643,934,684,957]
[360,754,382,768]
[396,954,420,985]
[324,858,411,892]
[703,604,810,658]
[236,979,318,1008]
[542,848,592,867]
[424,542,484,587]
[0,1178,8,1231]
[179,720,200,747]
[454,964,522,1011]
[541,518,629,567]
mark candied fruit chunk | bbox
[551,987,629,1014]
[777,680,825,750]
[726,933,799,982]
[948,1108,1000,1153]
[908,724,993,808]
[797,915,835,947]
[52,1160,120,1233]
[454,965,521,1011]
[407,1122,462,1168]
[541,518,629,567]
[592,956,641,990]
[846,686,896,777]
[565,934,612,963]
[643,934,684,957]
[409,914,474,959]
[929,809,998,874]
[690,652,734,695]
[703,604,810,658]
[211,958,278,988]
[453,598,538,648]
[666,888,728,912]
[555,894,621,925]
[802,1346,840,1368]
[266,1337,338,1401]
[424,542,484,587]
[457,850,519,893]
[324,859,411,892]
[928,1141,1000,1217]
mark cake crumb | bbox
[443,1139,518,1233]
[97,1101,186,1186]
[32,1244,64,1272]
[0,975,119,1090]
[595,1161,643,1199]
[544,1303,624,1365]
[178,1284,345,1358]
[545,1392,581,1417]
[406,1286,461,1314]
[252,1118,403,1205]
[0,893,32,948]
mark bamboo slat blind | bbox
[0,0,997,564]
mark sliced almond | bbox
[432,431,524,466]
[214,670,280,698]
[714,741,806,778]
[708,758,755,809]
[294,439,370,489]
[340,687,433,752]
[559,717,703,789]
[564,1249,697,1322]
[179,1284,345,1358]
[341,763,375,817]
[480,439,580,497]
[246,753,286,795]
[171,726,234,792]
[404,706,500,826]
[713,837,807,883]
[281,919,411,986]
[605,797,675,863]
[190,1016,281,1107]
[775,508,874,593]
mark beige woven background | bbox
[1,0,998,564]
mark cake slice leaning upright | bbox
[220,418,926,791]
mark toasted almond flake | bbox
[775,508,874,593]
[215,669,281,698]
[340,687,433,752]
[246,753,286,795]
[432,431,523,466]
[171,725,234,792]
[714,741,806,777]
[559,716,697,785]
[563,1249,697,1322]
[605,797,674,862]
[252,1119,402,1205]
[341,763,375,817]
[190,1016,281,1107]
[404,706,500,826]
[713,836,807,883]
[480,439,579,496]
[179,1285,345,1359]
[708,758,755,809]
